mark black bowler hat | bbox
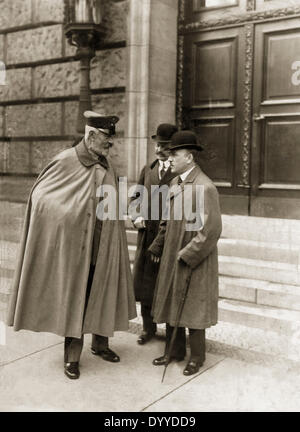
[151,123,178,143]
[169,130,203,151]
[84,110,119,136]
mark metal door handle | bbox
[253,114,265,121]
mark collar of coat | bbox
[168,165,202,201]
[175,164,201,186]
[75,138,108,169]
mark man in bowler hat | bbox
[130,123,178,345]
[149,130,222,376]
[7,111,136,379]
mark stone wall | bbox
[0,0,128,203]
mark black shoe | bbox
[91,347,120,363]
[152,354,184,366]
[137,331,155,345]
[64,362,80,379]
[183,360,203,376]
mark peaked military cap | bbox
[84,110,119,136]
[151,123,178,143]
[169,130,203,151]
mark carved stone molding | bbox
[179,6,300,33]
[241,23,254,187]
[246,0,256,12]
[176,35,184,129]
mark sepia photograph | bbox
[0,0,300,416]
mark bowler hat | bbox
[84,110,119,136]
[169,130,203,151]
[151,123,178,142]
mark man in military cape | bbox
[7,111,136,379]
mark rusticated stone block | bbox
[102,0,128,43]
[92,93,126,132]
[0,107,4,136]
[7,142,30,174]
[34,61,80,98]
[64,101,79,135]
[0,142,8,172]
[0,68,31,101]
[6,103,62,137]
[7,25,63,65]
[0,176,35,203]
[31,141,72,174]
[32,0,64,23]
[0,35,4,61]
[91,48,126,89]
[0,0,32,29]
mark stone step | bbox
[218,298,300,336]
[126,233,300,266]
[219,276,300,312]
[222,215,300,246]
[218,238,299,266]
[126,216,300,247]
[219,255,300,286]
[126,229,138,246]
[206,320,300,363]
[128,245,136,262]
[0,277,12,295]
[0,202,26,243]
[130,304,300,363]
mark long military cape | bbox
[7,146,136,338]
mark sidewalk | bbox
[1,326,300,412]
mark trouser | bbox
[64,334,108,363]
[64,264,108,363]
[141,301,157,335]
[164,324,206,363]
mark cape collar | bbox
[75,138,108,169]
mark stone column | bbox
[126,0,178,182]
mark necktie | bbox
[160,163,166,179]
[177,176,183,185]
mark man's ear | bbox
[89,130,96,139]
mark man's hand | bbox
[133,217,146,230]
[177,255,187,265]
[150,253,160,264]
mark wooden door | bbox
[251,18,300,218]
[183,26,249,215]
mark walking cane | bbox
[161,267,193,383]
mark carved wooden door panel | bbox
[251,18,300,218]
[183,26,249,215]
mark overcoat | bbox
[131,160,175,303]
[7,142,136,338]
[148,165,222,329]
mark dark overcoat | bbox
[131,160,175,303]
[148,166,222,329]
[7,142,136,338]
